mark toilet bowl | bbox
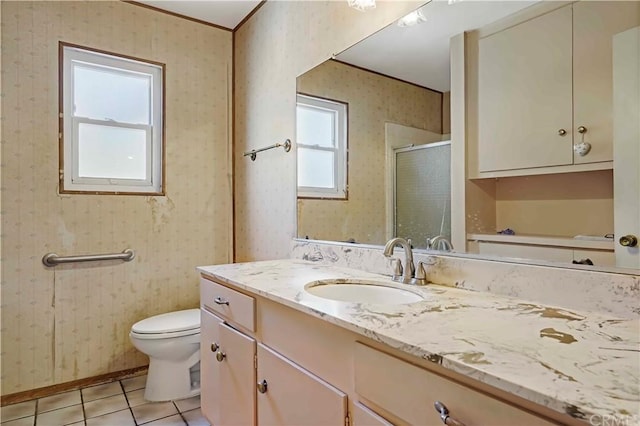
[130,309,201,402]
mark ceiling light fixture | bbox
[348,0,376,12]
[448,0,463,4]
[397,10,427,27]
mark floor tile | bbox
[85,408,135,426]
[37,390,82,414]
[182,409,209,426]
[83,394,127,419]
[0,400,36,422]
[1,416,34,426]
[120,375,147,393]
[173,396,200,413]
[131,402,178,425]
[142,414,186,426]
[124,389,146,408]
[34,404,83,426]
[81,382,123,403]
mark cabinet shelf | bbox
[467,233,614,250]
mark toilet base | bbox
[144,353,200,401]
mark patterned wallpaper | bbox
[1,1,232,394]
[234,0,424,261]
[297,60,442,244]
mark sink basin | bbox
[305,279,424,305]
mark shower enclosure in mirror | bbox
[295,0,640,272]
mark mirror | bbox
[296,0,640,272]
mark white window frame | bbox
[296,94,348,199]
[60,43,164,194]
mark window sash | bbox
[71,117,152,186]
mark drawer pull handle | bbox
[434,401,466,426]
[216,351,226,362]
[257,379,268,394]
[214,296,229,306]
[210,342,219,352]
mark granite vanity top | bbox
[197,259,640,423]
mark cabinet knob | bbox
[214,296,229,306]
[216,351,226,362]
[210,342,219,353]
[257,379,268,394]
[578,126,587,134]
[619,235,638,248]
[434,401,466,426]
[558,128,567,136]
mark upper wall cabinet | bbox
[477,1,640,174]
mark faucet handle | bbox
[390,258,403,280]
[411,261,428,285]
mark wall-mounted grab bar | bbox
[42,249,135,267]
[243,139,291,161]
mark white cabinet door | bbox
[478,5,573,172]
[200,309,222,426]
[256,343,347,426]
[217,322,256,426]
[613,27,640,269]
[573,1,640,165]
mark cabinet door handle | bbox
[558,128,567,136]
[257,379,268,394]
[214,296,229,306]
[216,351,226,362]
[210,342,219,352]
[434,401,466,426]
[619,235,638,248]
[578,126,587,134]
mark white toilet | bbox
[129,309,201,402]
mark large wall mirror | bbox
[296,0,640,273]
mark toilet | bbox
[129,309,201,402]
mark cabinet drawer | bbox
[354,343,556,426]
[200,276,255,332]
[352,402,393,426]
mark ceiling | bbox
[335,0,538,92]
[134,0,537,91]
[135,0,262,30]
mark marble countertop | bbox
[197,259,640,423]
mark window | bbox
[296,94,348,199]
[60,43,164,194]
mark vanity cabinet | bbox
[200,274,582,426]
[477,1,640,174]
[200,275,350,426]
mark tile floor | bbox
[1,375,209,426]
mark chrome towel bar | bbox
[243,139,291,161]
[42,249,135,267]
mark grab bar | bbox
[244,139,291,161]
[42,249,135,267]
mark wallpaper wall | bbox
[297,60,442,244]
[234,0,424,261]
[1,1,232,394]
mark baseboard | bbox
[1,365,149,406]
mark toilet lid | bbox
[132,309,200,334]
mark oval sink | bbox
[305,280,424,305]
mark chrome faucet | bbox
[383,237,426,285]
[426,235,453,252]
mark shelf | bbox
[467,233,614,250]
